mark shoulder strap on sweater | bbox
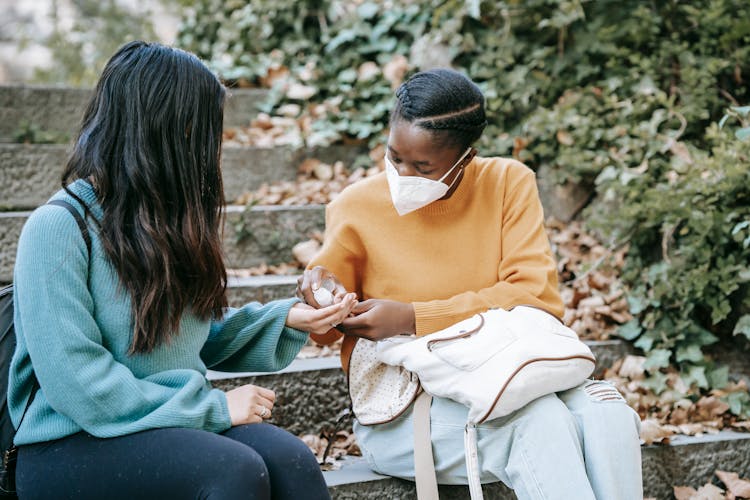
[46,199,92,257]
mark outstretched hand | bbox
[285,295,357,335]
[340,299,416,341]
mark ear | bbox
[462,147,478,166]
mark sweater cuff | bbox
[209,389,233,432]
[273,297,310,344]
[412,301,466,336]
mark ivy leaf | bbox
[643,349,671,371]
[676,344,704,363]
[707,365,729,390]
[357,2,380,20]
[734,315,750,339]
[641,371,669,394]
[627,295,648,315]
[617,319,642,340]
[634,334,654,351]
[325,30,360,54]
[725,391,750,417]
[337,68,358,83]
[681,366,709,390]
[736,127,750,141]
[731,105,750,116]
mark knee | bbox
[258,424,320,469]
[576,381,641,435]
[205,447,271,497]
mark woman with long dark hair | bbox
[9,41,353,499]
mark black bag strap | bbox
[46,199,92,257]
[14,199,91,441]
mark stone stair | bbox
[3,84,749,498]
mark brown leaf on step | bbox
[692,483,726,499]
[639,418,673,445]
[731,421,750,431]
[674,486,698,500]
[298,158,322,175]
[695,396,731,420]
[619,355,646,380]
[669,407,690,425]
[259,64,290,88]
[357,61,380,82]
[716,470,750,498]
[383,54,409,89]
[313,162,334,181]
[292,239,321,267]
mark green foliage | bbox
[30,0,159,86]
[177,0,430,146]
[13,121,69,144]
[176,0,750,411]
[589,123,750,409]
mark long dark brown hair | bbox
[62,41,228,353]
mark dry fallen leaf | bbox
[692,483,726,500]
[618,355,646,380]
[639,418,674,445]
[383,54,409,89]
[292,239,322,268]
[674,486,698,500]
[716,470,750,498]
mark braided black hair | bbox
[391,68,487,150]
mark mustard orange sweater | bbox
[309,156,564,372]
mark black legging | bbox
[16,423,331,499]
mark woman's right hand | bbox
[225,384,275,426]
[296,266,349,308]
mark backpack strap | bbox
[13,199,92,442]
[46,199,92,257]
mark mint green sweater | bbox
[8,180,307,445]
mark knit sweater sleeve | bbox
[412,168,564,335]
[13,205,231,437]
[200,298,309,372]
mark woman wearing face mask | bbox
[297,69,643,499]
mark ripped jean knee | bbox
[582,380,627,402]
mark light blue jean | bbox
[354,380,642,500]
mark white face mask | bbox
[385,147,473,216]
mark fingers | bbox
[297,271,318,307]
[225,384,276,426]
[304,294,358,334]
[297,266,350,309]
[351,299,377,315]
[255,385,276,403]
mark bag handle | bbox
[47,199,92,256]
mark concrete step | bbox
[323,431,750,499]
[0,143,365,209]
[0,84,269,143]
[0,204,325,282]
[206,338,632,437]
[226,274,299,305]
